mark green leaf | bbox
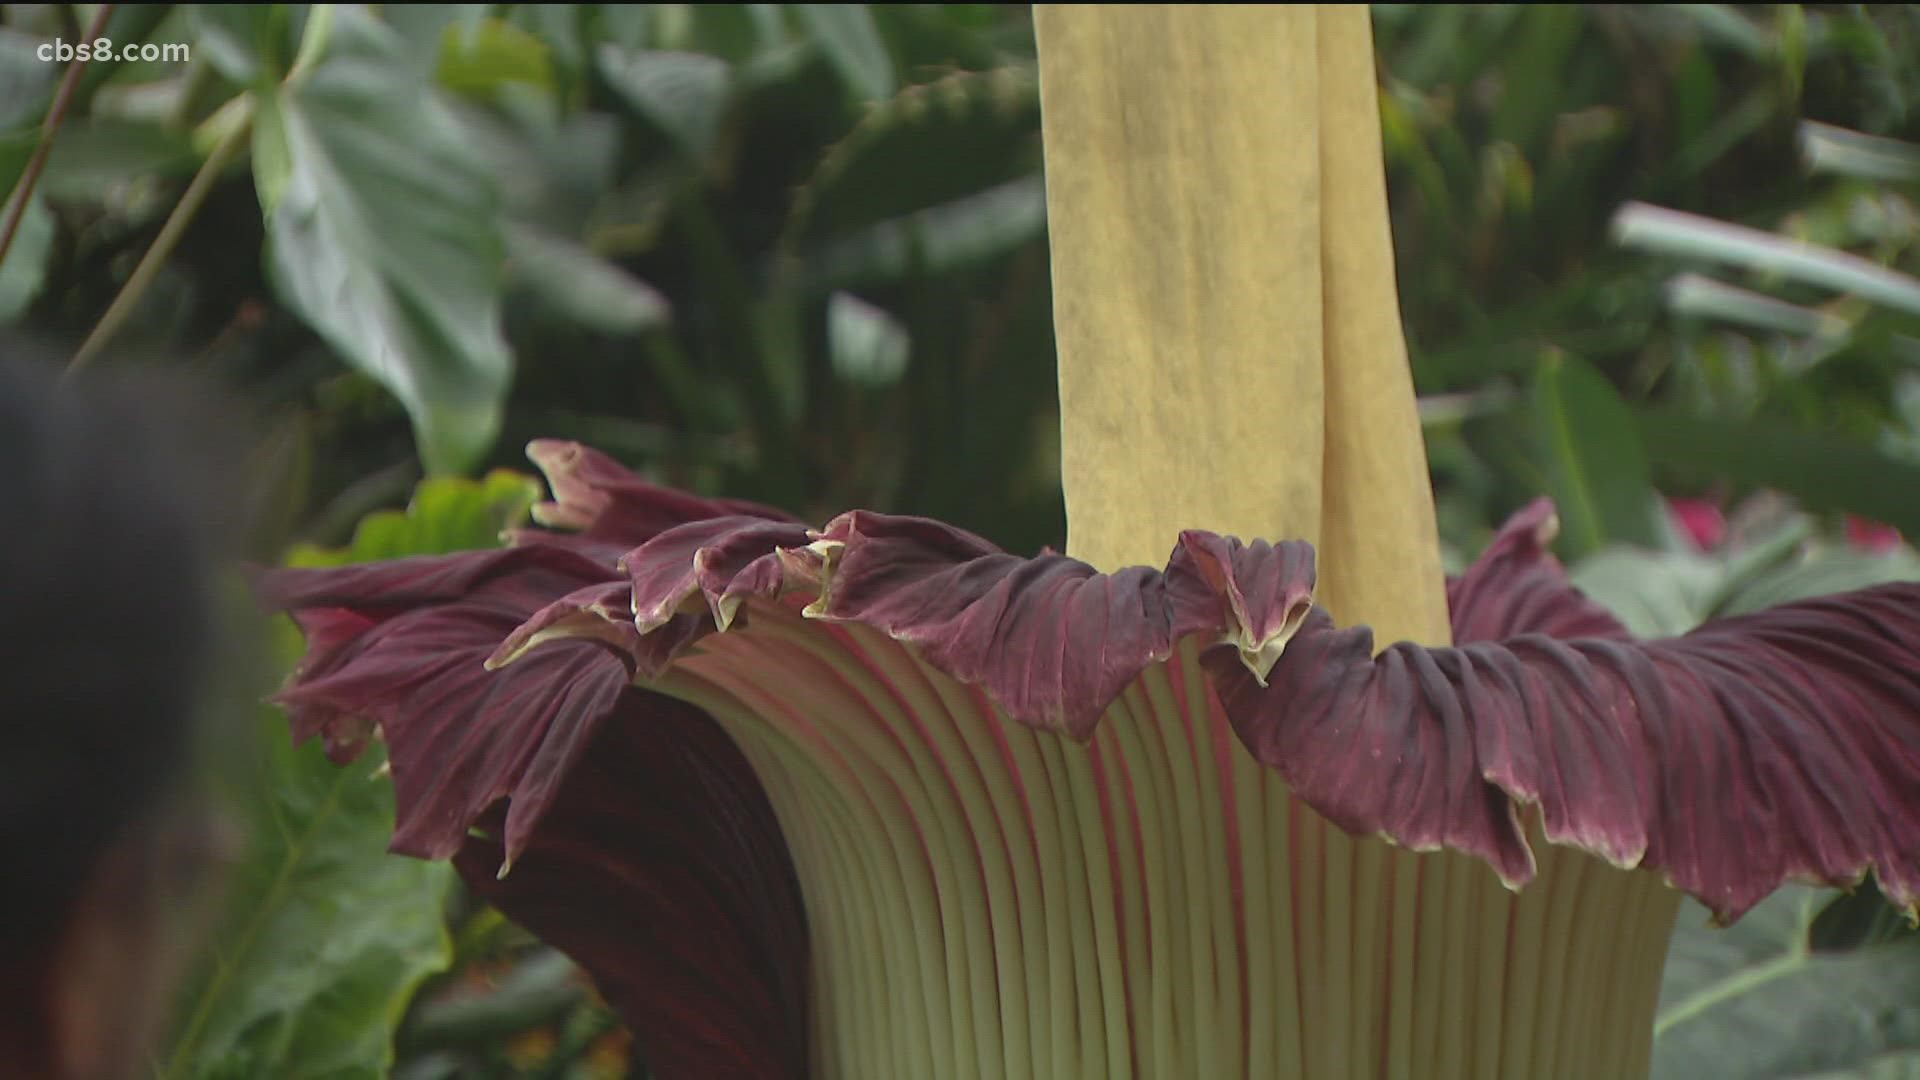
[782,65,1042,246]
[0,191,52,323]
[1488,5,1585,152]
[506,4,590,78]
[432,16,555,101]
[1530,351,1661,559]
[1800,121,1920,183]
[828,290,910,386]
[503,223,671,335]
[1634,407,1920,543]
[1568,547,1726,638]
[38,118,200,200]
[1613,202,1920,318]
[1662,272,1850,341]
[381,3,489,69]
[1653,886,1920,1079]
[0,28,57,129]
[0,128,34,201]
[256,7,513,475]
[1662,4,1773,59]
[1713,546,1920,619]
[163,471,544,1078]
[162,694,457,1080]
[188,4,299,84]
[794,173,1048,292]
[395,951,583,1055]
[285,469,541,568]
[794,3,896,102]
[1812,883,1920,953]
[596,46,733,161]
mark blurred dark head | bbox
[0,349,244,1078]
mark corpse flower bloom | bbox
[255,7,1920,1079]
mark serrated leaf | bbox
[257,7,513,475]
[794,3,895,101]
[596,45,732,161]
[783,65,1042,246]
[1654,886,1920,1079]
[1531,351,1661,559]
[504,223,670,335]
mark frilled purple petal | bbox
[255,459,816,1077]
[515,506,1318,739]
[255,546,633,865]
[523,439,796,538]
[806,511,1317,735]
[626,516,816,634]
[453,691,808,1080]
[1208,580,1920,924]
[263,438,1920,951]
[1445,497,1631,643]
[484,452,1920,923]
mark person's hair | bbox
[0,348,238,1066]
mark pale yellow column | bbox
[1036,4,1449,648]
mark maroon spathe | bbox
[255,441,1920,1078]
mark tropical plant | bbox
[252,7,1920,1078]
[5,3,1920,1077]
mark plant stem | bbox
[0,3,113,273]
[67,116,251,375]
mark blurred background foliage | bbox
[3,3,1919,1077]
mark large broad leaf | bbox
[161,472,542,1078]
[159,654,457,1080]
[1653,886,1920,1079]
[257,7,513,475]
[1529,351,1661,559]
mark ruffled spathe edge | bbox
[262,442,1920,926]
